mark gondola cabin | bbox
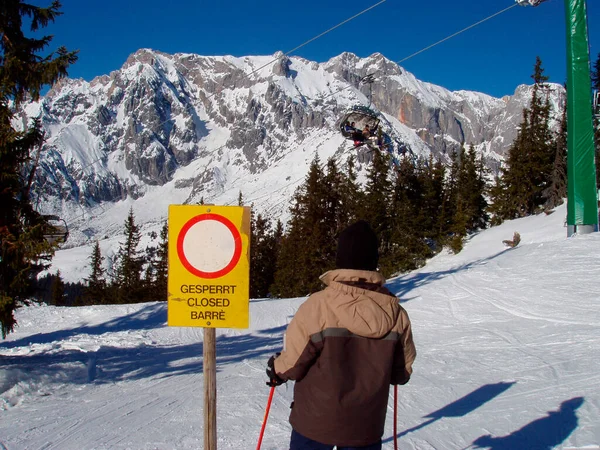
[43,215,69,245]
[516,0,548,6]
[339,105,380,141]
[339,105,398,154]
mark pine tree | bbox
[1,0,78,337]
[446,148,470,252]
[152,222,168,302]
[272,155,336,297]
[84,240,107,304]
[271,226,301,298]
[487,174,510,226]
[361,150,392,234]
[442,150,461,236]
[544,101,567,209]
[492,57,556,221]
[528,58,556,208]
[417,155,447,241]
[322,157,351,248]
[270,219,284,294]
[250,213,279,298]
[503,111,533,217]
[385,155,432,275]
[141,262,154,301]
[340,155,363,223]
[114,208,144,303]
[141,229,159,301]
[360,150,392,271]
[461,145,489,232]
[438,145,488,253]
[50,270,65,306]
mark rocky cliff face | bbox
[17,49,564,244]
[322,52,565,165]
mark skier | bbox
[266,220,417,450]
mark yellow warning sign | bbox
[168,205,250,328]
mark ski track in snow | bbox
[1,204,600,449]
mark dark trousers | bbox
[290,429,382,450]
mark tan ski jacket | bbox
[273,268,416,447]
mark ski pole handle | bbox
[256,385,276,450]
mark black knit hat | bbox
[335,220,379,271]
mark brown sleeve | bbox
[391,307,416,385]
[273,298,322,381]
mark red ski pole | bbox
[256,385,276,450]
[393,384,398,450]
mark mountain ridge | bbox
[16,49,565,248]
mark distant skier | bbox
[266,220,417,450]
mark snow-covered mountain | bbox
[16,49,565,248]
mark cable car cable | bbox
[395,3,518,65]
[321,2,519,102]
[46,0,388,220]
[204,0,387,102]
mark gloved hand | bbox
[266,353,285,387]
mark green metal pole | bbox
[565,0,599,236]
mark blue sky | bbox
[42,0,600,98]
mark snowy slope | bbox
[1,204,599,449]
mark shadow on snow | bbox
[384,382,515,442]
[1,302,167,350]
[0,311,285,388]
[384,382,583,450]
[472,397,584,450]
[385,250,510,303]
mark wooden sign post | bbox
[204,327,217,449]
[167,205,251,450]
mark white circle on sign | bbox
[182,219,236,273]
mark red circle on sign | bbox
[177,213,242,279]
